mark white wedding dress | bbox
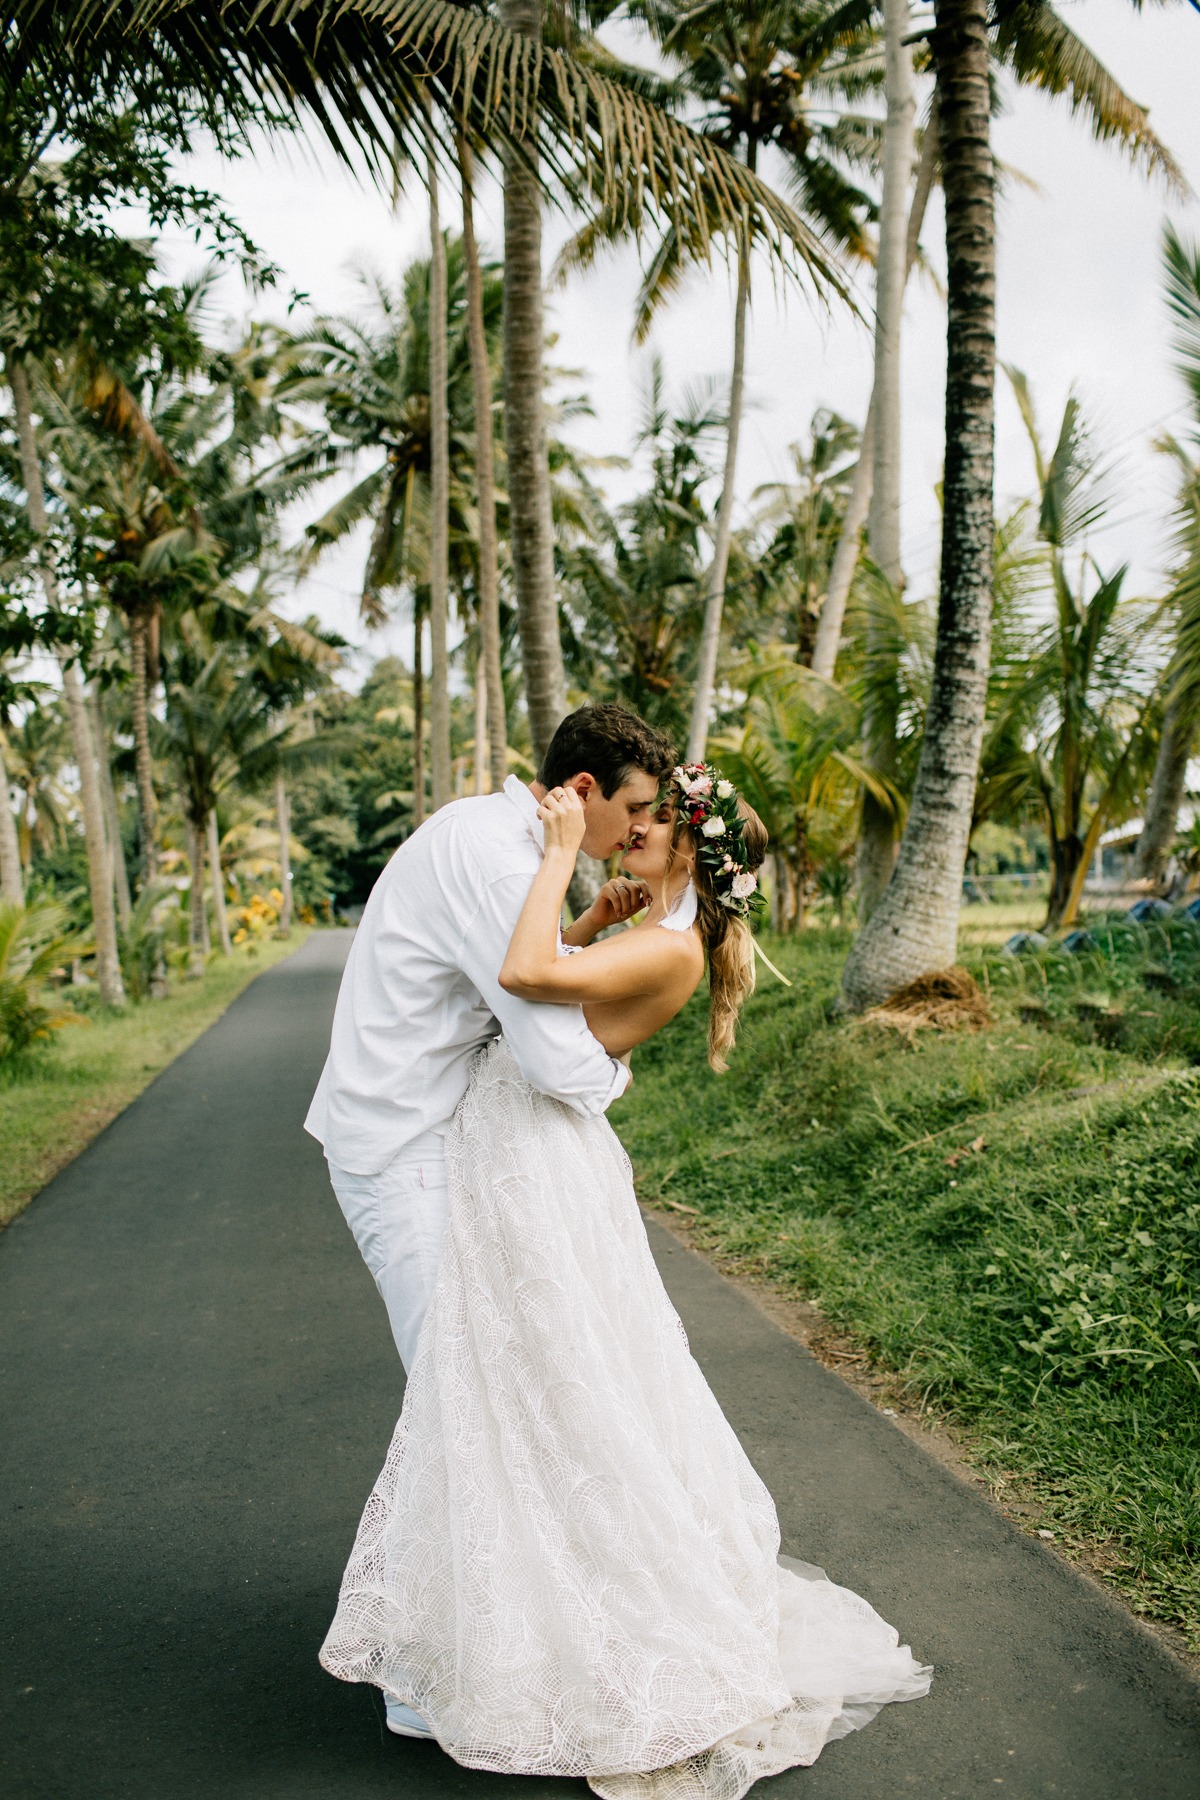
[321,1002,932,1800]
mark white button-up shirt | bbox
[304,776,628,1174]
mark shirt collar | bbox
[503,774,544,851]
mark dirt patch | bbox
[861,965,992,1038]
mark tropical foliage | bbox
[2,3,1198,1028]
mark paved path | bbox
[2,931,1198,1800]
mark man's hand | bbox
[537,786,587,855]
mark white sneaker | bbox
[384,1696,435,1739]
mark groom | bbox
[305,699,674,1370]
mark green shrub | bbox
[0,899,87,1065]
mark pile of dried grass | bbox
[861,966,992,1038]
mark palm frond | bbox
[1164,223,1200,413]
[992,1,1189,195]
[8,0,853,300]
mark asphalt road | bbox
[2,929,1198,1800]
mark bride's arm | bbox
[500,792,689,1006]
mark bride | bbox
[319,763,932,1800]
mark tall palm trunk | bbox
[687,229,750,763]
[474,647,489,794]
[427,115,453,813]
[5,351,125,1004]
[185,812,208,976]
[500,0,568,763]
[276,773,293,934]
[1134,693,1193,886]
[412,594,426,828]
[88,688,132,930]
[810,107,940,683]
[459,130,509,792]
[841,0,995,1011]
[855,0,917,922]
[207,808,233,954]
[126,609,159,887]
[0,725,23,905]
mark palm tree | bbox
[744,409,862,663]
[853,0,916,923]
[5,354,127,1004]
[811,0,1186,684]
[560,362,722,740]
[457,129,508,793]
[44,312,337,902]
[713,656,892,930]
[425,113,453,813]
[1135,227,1200,886]
[496,0,568,763]
[281,244,496,811]
[840,0,995,1011]
[159,626,340,971]
[562,0,875,761]
[974,381,1158,927]
[3,699,71,882]
[0,725,22,906]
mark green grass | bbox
[0,930,311,1229]
[616,913,1200,1652]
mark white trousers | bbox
[327,1133,449,1373]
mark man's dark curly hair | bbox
[538,704,676,797]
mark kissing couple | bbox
[305,702,931,1800]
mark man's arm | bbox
[458,873,630,1116]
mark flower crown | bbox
[670,762,764,918]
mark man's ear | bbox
[568,772,596,803]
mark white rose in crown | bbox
[701,816,726,837]
[716,779,734,799]
[731,871,758,900]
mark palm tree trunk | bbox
[500,0,569,763]
[459,131,509,793]
[412,594,426,829]
[687,232,751,763]
[426,114,453,813]
[88,688,132,931]
[474,646,488,794]
[1134,693,1194,886]
[840,0,995,1011]
[855,0,918,923]
[185,812,208,976]
[4,350,125,1004]
[0,726,23,905]
[276,773,293,934]
[810,105,940,683]
[126,611,159,888]
[207,808,232,954]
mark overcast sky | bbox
[164,0,1200,680]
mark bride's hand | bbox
[587,876,651,932]
[537,786,587,855]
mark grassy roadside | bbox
[616,914,1200,1653]
[0,929,311,1229]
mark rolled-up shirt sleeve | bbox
[459,873,630,1116]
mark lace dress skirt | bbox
[320,1040,932,1799]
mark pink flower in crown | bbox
[675,767,713,799]
[731,871,758,901]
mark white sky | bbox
[163,0,1200,681]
